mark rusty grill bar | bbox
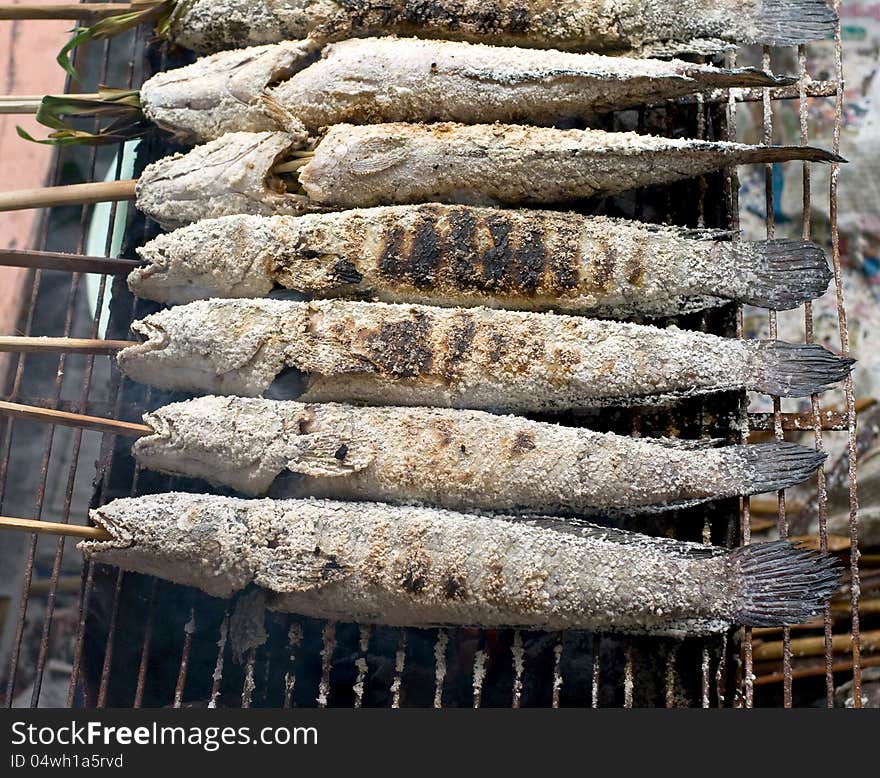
[0,0,864,708]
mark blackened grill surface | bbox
[0,8,861,709]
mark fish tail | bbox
[735,441,826,494]
[688,66,796,89]
[755,0,838,46]
[737,239,832,309]
[731,540,840,627]
[748,342,855,397]
[739,145,846,165]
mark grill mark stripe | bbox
[590,233,617,293]
[346,0,534,35]
[408,212,442,289]
[361,311,435,378]
[625,239,647,287]
[515,225,549,294]
[445,207,481,290]
[481,214,514,289]
[549,220,582,290]
[378,224,408,280]
[442,313,477,378]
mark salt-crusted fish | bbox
[81,492,841,635]
[130,206,832,315]
[140,37,794,143]
[116,298,854,411]
[163,0,838,55]
[134,396,827,513]
[135,127,843,231]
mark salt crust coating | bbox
[118,298,796,410]
[168,0,834,54]
[140,40,314,143]
[135,131,308,231]
[135,127,836,229]
[130,206,830,316]
[275,38,785,129]
[140,36,788,142]
[83,492,737,633]
[135,396,790,509]
[298,122,835,209]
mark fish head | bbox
[133,396,293,495]
[80,493,259,599]
[117,299,294,397]
[131,217,278,305]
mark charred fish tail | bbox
[756,0,838,47]
[686,66,797,89]
[738,144,845,165]
[746,342,855,397]
[730,540,841,627]
[735,441,826,495]
[735,239,832,310]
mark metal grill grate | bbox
[0,0,864,708]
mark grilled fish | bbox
[130,206,832,315]
[166,0,838,55]
[116,299,854,410]
[134,396,826,513]
[81,492,841,635]
[140,37,794,143]
[135,127,842,231]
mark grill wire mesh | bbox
[0,0,865,708]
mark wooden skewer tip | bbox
[0,179,137,213]
[0,515,112,542]
[0,400,151,438]
[0,336,135,355]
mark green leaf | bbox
[57,0,178,81]
[18,88,149,146]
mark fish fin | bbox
[503,516,726,559]
[730,540,841,627]
[755,0,837,46]
[347,138,410,176]
[739,145,845,165]
[632,39,733,58]
[610,619,732,638]
[737,239,832,309]
[638,223,732,241]
[685,66,797,89]
[286,430,376,478]
[748,342,855,397]
[255,539,352,594]
[735,442,826,494]
[647,436,725,450]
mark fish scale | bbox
[167,0,837,54]
[132,396,827,513]
[81,493,842,636]
[116,298,854,410]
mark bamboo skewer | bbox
[0,92,134,114]
[0,158,309,211]
[0,400,151,438]
[0,248,140,274]
[753,629,880,662]
[0,179,136,212]
[0,3,151,20]
[0,336,134,354]
[832,597,880,615]
[0,96,44,114]
[0,516,111,542]
[754,655,880,687]
[0,94,113,114]
[30,576,83,595]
